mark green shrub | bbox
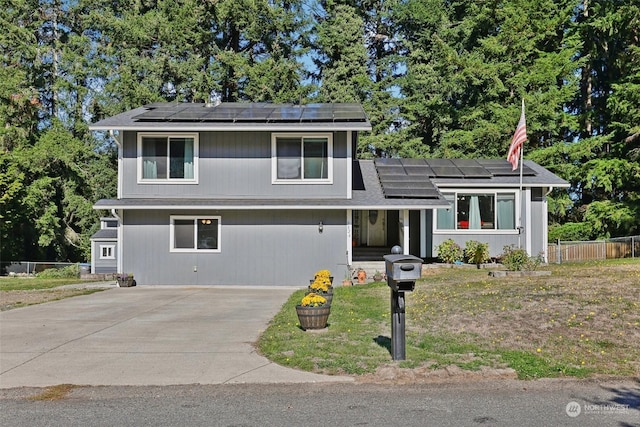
[549,222,592,242]
[500,245,529,271]
[436,239,463,264]
[524,253,544,271]
[36,264,80,279]
[464,240,490,265]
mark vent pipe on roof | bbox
[206,93,221,108]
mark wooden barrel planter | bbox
[320,292,333,306]
[307,288,333,305]
[295,305,331,330]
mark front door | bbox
[367,210,386,246]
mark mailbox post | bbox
[383,249,423,361]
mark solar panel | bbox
[132,102,368,123]
[430,166,463,177]
[399,158,428,166]
[451,159,482,167]
[375,158,442,199]
[477,159,507,166]
[403,166,434,176]
[376,166,406,176]
[426,159,456,167]
[485,165,536,176]
[269,105,303,122]
[301,105,333,121]
[457,166,493,178]
[382,188,441,198]
[376,158,402,166]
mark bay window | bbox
[436,191,516,231]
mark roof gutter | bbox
[93,202,452,211]
[92,123,372,132]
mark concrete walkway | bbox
[0,285,353,388]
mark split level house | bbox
[90,102,569,286]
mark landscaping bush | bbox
[500,245,544,271]
[464,240,490,266]
[36,264,80,279]
[436,239,463,264]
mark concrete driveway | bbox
[0,286,353,388]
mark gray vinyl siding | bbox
[121,130,349,199]
[120,209,348,286]
[530,187,546,256]
[91,239,117,273]
[431,233,521,259]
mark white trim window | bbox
[271,133,333,183]
[100,244,115,259]
[138,133,198,183]
[170,216,221,252]
[435,190,518,232]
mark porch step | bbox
[352,246,390,261]
[350,261,386,282]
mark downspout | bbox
[543,186,554,263]
[111,208,123,276]
[109,130,123,275]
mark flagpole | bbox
[518,135,524,249]
[507,98,527,249]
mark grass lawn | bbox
[257,259,640,380]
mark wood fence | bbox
[548,236,640,263]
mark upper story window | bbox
[435,191,517,232]
[272,133,333,183]
[138,133,198,183]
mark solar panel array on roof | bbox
[374,158,537,199]
[375,159,440,199]
[131,102,368,123]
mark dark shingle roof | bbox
[91,229,117,239]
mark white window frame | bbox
[137,133,199,184]
[100,244,115,259]
[271,133,333,184]
[170,215,221,253]
[433,189,520,234]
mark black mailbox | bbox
[383,251,423,360]
[384,254,423,292]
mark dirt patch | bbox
[406,261,640,377]
[0,289,102,311]
[358,363,517,384]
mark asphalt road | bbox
[1,379,638,426]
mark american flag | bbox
[507,99,527,171]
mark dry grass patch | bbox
[27,384,77,401]
[259,259,640,380]
[0,288,104,311]
[408,259,640,378]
